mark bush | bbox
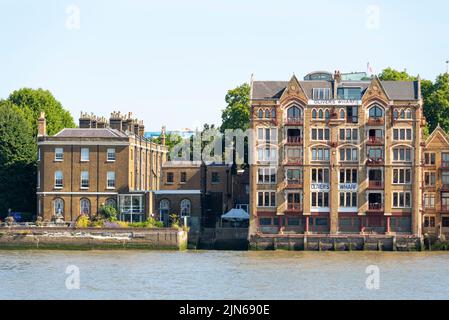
[128,217,164,228]
[100,205,117,221]
[170,214,180,229]
[75,215,90,228]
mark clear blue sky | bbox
[0,0,447,131]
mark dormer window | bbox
[312,88,331,100]
[337,87,361,100]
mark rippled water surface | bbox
[1,250,449,299]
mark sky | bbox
[0,0,448,131]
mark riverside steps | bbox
[0,227,188,250]
[249,234,422,251]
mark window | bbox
[287,106,302,121]
[311,168,330,183]
[257,191,276,207]
[443,172,449,185]
[392,168,411,184]
[424,172,436,187]
[259,218,272,226]
[424,216,435,228]
[285,147,303,161]
[424,153,436,165]
[424,194,435,209]
[257,128,277,142]
[339,169,357,183]
[368,106,384,118]
[53,198,64,215]
[80,171,89,189]
[312,109,317,119]
[311,147,330,161]
[258,168,276,184]
[258,109,263,118]
[107,171,116,189]
[80,148,89,161]
[339,192,357,207]
[367,147,383,160]
[37,170,40,188]
[286,169,302,183]
[257,146,277,162]
[54,171,63,188]
[339,109,345,119]
[393,128,412,141]
[311,192,329,207]
[392,192,411,208]
[211,172,220,183]
[311,128,330,141]
[107,148,116,161]
[180,199,191,217]
[55,148,64,161]
[80,198,91,215]
[312,88,331,100]
[393,147,412,162]
[443,217,449,228]
[443,153,449,166]
[180,172,187,183]
[339,147,358,161]
[166,172,174,184]
[339,128,358,141]
[337,87,361,100]
[105,198,117,209]
[38,148,41,161]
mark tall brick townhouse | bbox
[249,71,426,237]
[36,111,168,222]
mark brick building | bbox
[36,111,168,222]
[249,71,425,236]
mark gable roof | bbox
[425,125,449,147]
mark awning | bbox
[221,208,250,220]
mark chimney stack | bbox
[161,126,166,145]
[138,120,145,137]
[79,112,92,128]
[38,112,46,137]
[109,111,123,131]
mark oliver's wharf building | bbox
[249,71,426,240]
[36,111,168,222]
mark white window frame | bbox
[393,128,412,141]
[80,171,89,189]
[311,128,330,141]
[311,191,329,208]
[392,168,412,184]
[107,171,116,189]
[392,191,412,208]
[55,148,64,161]
[339,147,358,162]
[107,148,116,162]
[424,193,435,209]
[257,167,276,184]
[257,191,276,208]
[54,171,63,189]
[80,148,90,162]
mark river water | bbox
[0,250,448,300]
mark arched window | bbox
[393,109,399,119]
[400,110,405,119]
[53,198,64,215]
[325,109,330,119]
[369,105,384,118]
[105,198,116,209]
[180,199,191,217]
[287,106,301,121]
[258,109,263,119]
[265,109,270,118]
[406,109,412,119]
[271,108,276,118]
[80,198,91,215]
[312,109,317,119]
[339,109,345,119]
[160,199,170,210]
[318,109,324,119]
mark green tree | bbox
[0,101,37,218]
[220,83,250,131]
[152,132,184,158]
[424,73,449,132]
[378,68,416,81]
[8,88,75,136]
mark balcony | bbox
[367,117,385,126]
[285,179,303,189]
[285,203,303,213]
[285,117,303,126]
[367,137,384,146]
[367,203,384,213]
[366,157,384,166]
[283,157,303,166]
[368,181,384,190]
[285,136,303,145]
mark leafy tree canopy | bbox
[8,88,75,136]
[378,67,416,81]
[220,83,250,132]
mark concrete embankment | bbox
[250,234,422,251]
[0,227,188,250]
